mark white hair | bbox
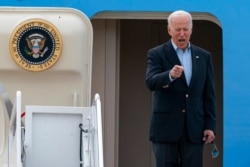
[168,10,193,28]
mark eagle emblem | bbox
[25,33,48,58]
[10,19,62,72]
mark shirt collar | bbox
[171,39,191,51]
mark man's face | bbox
[168,15,192,50]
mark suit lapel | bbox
[164,41,181,66]
[164,41,188,85]
[188,45,199,87]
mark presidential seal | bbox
[9,18,62,72]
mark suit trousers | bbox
[152,130,204,167]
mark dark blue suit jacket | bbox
[146,40,217,143]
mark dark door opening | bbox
[119,19,223,167]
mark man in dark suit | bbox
[146,10,217,167]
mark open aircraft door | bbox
[0,7,103,167]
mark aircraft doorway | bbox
[91,13,223,167]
